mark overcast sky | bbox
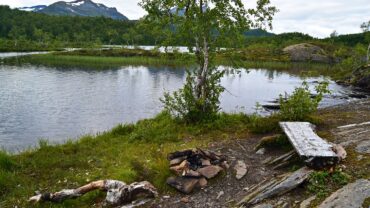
[1,0,370,38]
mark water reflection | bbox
[0,64,351,151]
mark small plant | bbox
[161,68,225,123]
[279,81,330,121]
[307,170,350,198]
[0,151,15,171]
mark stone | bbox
[238,167,313,206]
[300,195,316,208]
[169,160,189,175]
[216,191,224,200]
[256,148,265,155]
[234,160,248,180]
[197,165,223,179]
[201,159,211,166]
[355,139,370,154]
[333,121,370,154]
[180,196,190,203]
[283,43,331,63]
[198,177,207,188]
[169,156,187,166]
[254,134,282,150]
[220,161,230,169]
[183,170,201,177]
[252,203,273,208]
[318,179,370,208]
[166,177,200,194]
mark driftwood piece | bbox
[29,180,157,206]
[238,167,313,206]
[279,122,344,168]
[265,150,300,170]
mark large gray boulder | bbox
[283,43,331,63]
[318,179,370,208]
[350,64,370,92]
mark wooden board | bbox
[279,122,337,158]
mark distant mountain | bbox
[18,5,47,12]
[244,29,275,37]
[19,0,128,20]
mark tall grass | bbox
[2,111,278,207]
[4,54,196,69]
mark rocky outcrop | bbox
[318,179,370,208]
[348,64,370,92]
[283,43,331,63]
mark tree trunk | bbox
[367,43,370,63]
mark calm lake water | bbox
[0,63,356,151]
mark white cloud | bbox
[1,0,369,38]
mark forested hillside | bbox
[0,5,368,51]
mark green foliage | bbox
[0,151,17,195]
[161,68,225,122]
[279,81,330,121]
[0,5,137,49]
[307,170,350,198]
[0,151,15,171]
[141,0,277,122]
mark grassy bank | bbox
[4,51,336,77]
[0,112,280,207]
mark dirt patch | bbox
[152,99,370,208]
[152,136,298,207]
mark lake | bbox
[0,63,357,151]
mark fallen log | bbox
[279,122,345,168]
[29,180,157,206]
[237,167,313,207]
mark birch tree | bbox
[140,0,277,122]
[361,20,370,63]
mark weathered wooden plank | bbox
[279,122,337,158]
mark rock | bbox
[281,202,289,208]
[347,64,370,92]
[318,179,370,208]
[332,144,347,160]
[198,177,207,188]
[180,196,190,203]
[255,134,282,150]
[166,177,200,194]
[238,167,314,206]
[355,139,370,154]
[167,149,194,160]
[234,160,248,180]
[170,160,190,175]
[183,169,201,177]
[162,195,170,199]
[255,148,266,155]
[300,195,316,208]
[201,159,211,166]
[216,191,224,200]
[283,43,331,63]
[252,203,273,208]
[197,165,223,179]
[333,121,370,154]
[169,156,187,166]
[220,161,230,169]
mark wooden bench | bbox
[279,122,340,168]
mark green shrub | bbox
[307,170,349,198]
[161,68,225,123]
[0,151,15,171]
[279,81,330,121]
[0,151,16,194]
